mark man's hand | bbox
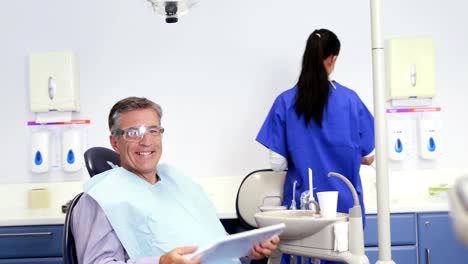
[160,246,201,264]
[248,235,280,260]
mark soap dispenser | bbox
[418,118,439,159]
[388,119,407,161]
[62,128,82,172]
[31,130,51,173]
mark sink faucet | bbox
[300,191,320,214]
[300,191,311,210]
[289,181,297,210]
[300,191,308,210]
[307,199,320,214]
[290,181,297,210]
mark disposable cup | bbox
[317,191,338,218]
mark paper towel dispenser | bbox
[386,37,436,100]
[29,51,80,112]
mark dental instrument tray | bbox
[188,223,285,263]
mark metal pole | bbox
[369,0,395,263]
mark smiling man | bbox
[71,97,279,264]
[109,106,163,185]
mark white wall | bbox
[0,0,467,183]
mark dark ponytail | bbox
[295,29,340,127]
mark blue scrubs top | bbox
[256,82,374,217]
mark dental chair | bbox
[62,192,83,264]
[236,169,286,229]
[236,169,286,264]
[62,147,120,264]
[83,146,121,177]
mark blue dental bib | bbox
[84,164,239,264]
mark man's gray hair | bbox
[108,96,163,133]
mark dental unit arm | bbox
[328,172,365,257]
[254,171,368,264]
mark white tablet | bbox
[189,223,285,263]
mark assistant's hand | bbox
[159,246,201,264]
[248,235,280,260]
[361,155,374,166]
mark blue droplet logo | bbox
[34,151,43,165]
[67,149,75,164]
[427,137,436,152]
[394,138,403,153]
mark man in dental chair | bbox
[72,96,279,264]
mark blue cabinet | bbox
[0,225,63,263]
[417,212,468,264]
[364,213,417,246]
[365,245,417,264]
[365,212,468,264]
[0,258,62,264]
[1,212,466,264]
[364,213,418,264]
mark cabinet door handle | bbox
[0,232,52,237]
[425,248,431,264]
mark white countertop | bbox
[2,167,465,226]
[0,177,244,226]
[0,181,82,227]
[0,201,450,227]
[365,202,449,214]
[0,208,66,226]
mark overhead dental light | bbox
[146,0,199,23]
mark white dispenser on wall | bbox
[29,51,80,112]
[386,37,436,100]
[418,118,439,159]
[31,130,51,173]
[388,119,407,161]
[62,128,82,172]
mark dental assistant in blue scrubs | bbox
[256,29,375,264]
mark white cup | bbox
[317,191,338,218]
